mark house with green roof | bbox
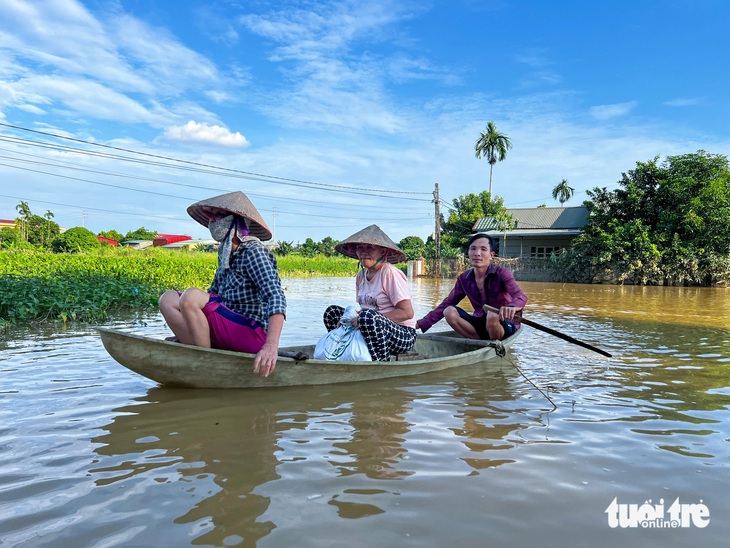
[472,206,589,258]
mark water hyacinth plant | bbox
[0,248,363,325]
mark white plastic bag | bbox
[314,306,372,361]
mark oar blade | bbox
[483,305,612,358]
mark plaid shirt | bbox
[208,237,287,331]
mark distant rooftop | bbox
[162,239,216,249]
[473,206,589,236]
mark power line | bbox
[0,193,187,221]
[0,135,431,201]
[0,146,396,209]
[0,162,197,201]
[0,122,432,199]
[0,190,431,224]
[0,122,438,236]
[0,146,427,211]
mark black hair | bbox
[467,233,496,251]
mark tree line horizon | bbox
[2,123,728,286]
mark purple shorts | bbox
[203,295,267,353]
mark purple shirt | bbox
[417,264,528,332]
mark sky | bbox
[1,0,729,245]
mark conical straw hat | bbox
[335,224,406,264]
[187,191,272,241]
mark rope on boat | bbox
[505,355,557,410]
[494,340,506,357]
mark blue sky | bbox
[1,0,728,244]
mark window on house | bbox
[530,246,561,258]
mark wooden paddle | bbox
[483,304,613,358]
[165,337,310,361]
[278,350,309,361]
[417,332,501,348]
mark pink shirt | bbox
[355,263,416,328]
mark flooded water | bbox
[1,278,729,547]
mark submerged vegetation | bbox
[0,248,360,325]
[3,150,728,327]
[553,151,730,286]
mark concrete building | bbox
[472,206,589,258]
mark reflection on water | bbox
[0,279,729,547]
[93,389,282,546]
[75,368,529,546]
[521,281,730,329]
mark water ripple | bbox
[1,282,729,547]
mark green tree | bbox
[124,227,157,241]
[552,179,575,206]
[299,238,319,257]
[274,241,294,256]
[15,201,31,242]
[475,121,512,195]
[441,191,509,250]
[99,229,124,242]
[0,227,20,248]
[399,236,426,260]
[10,203,59,247]
[564,150,730,285]
[44,210,54,246]
[494,208,518,257]
[52,227,101,253]
[26,214,60,248]
[318,236,338,257]
[424,238,461,259]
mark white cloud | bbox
[236,1,443,133]
[0,0,234,127]
[110,14,221,95]
[0,80,16,102]
[162,121,250,147]
[240,1,408,53]
[513,51,550,68]
[18,75,156,123]
[0,0,153,92]
[664,98,699,107]
[589,101,638,120]
[387,55,462,86]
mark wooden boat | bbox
[97,327,520,389]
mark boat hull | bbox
[97,328,519,388]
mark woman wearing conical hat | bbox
[323,224,416,361]
[158,191,287,377]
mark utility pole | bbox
[433,183,442,277]
[272,207,276,242]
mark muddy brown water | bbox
[1,278,729,547]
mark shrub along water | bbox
[0,248,363,325]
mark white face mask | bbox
[209,215,235,242]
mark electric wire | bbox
[0,122,431,198]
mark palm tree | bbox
[44,210,54,246]
[474,121,512,195]
[552,179,575,207]
[15,201,31,242]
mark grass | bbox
[0,248,367,325]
